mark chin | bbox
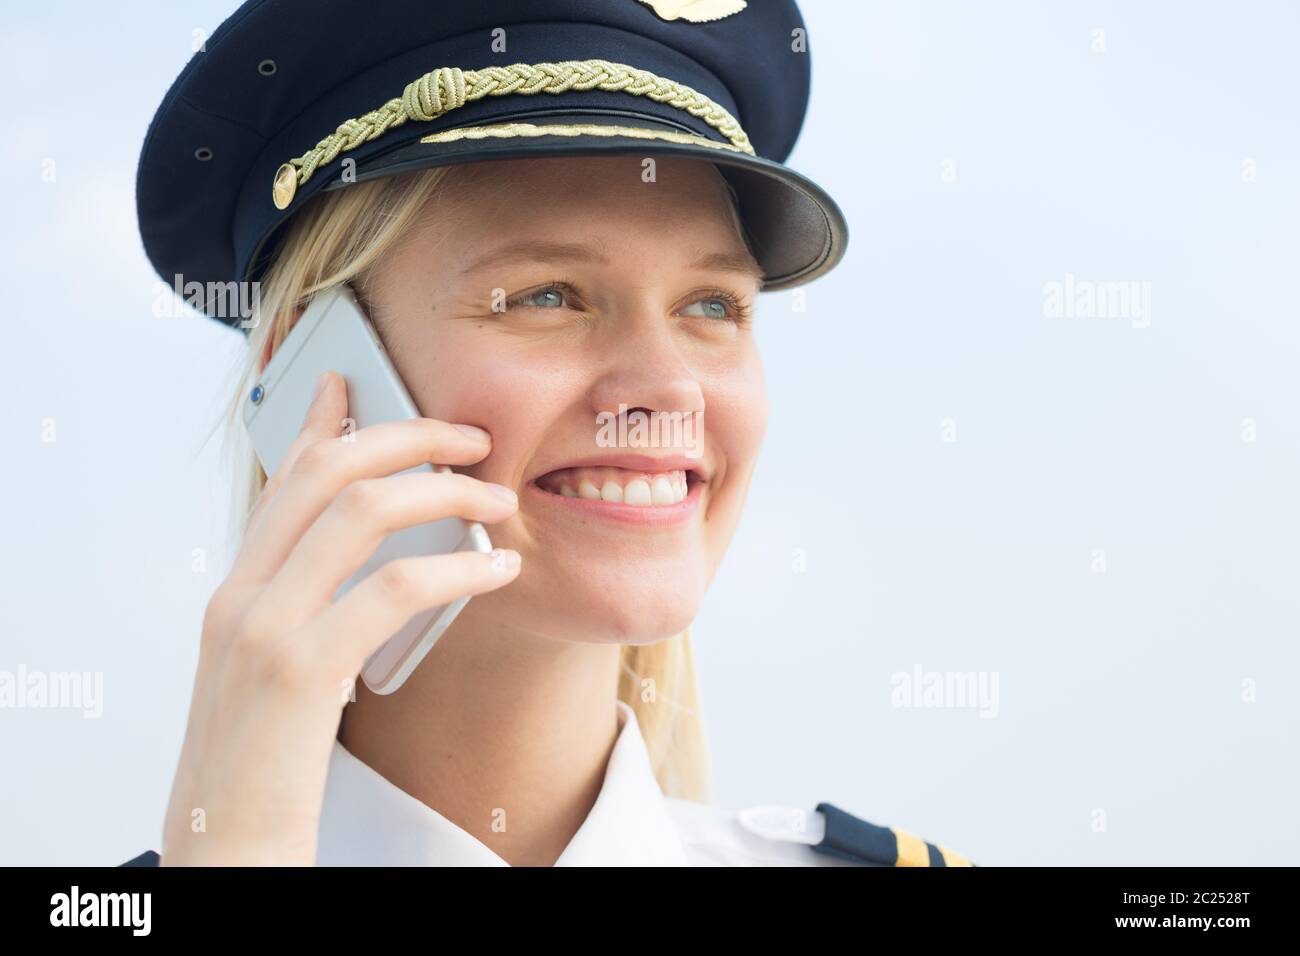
[482,551,710,646]
[580,596,701,646]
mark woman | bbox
[126,0,972,867]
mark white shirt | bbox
[316,699,864,866]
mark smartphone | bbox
[242,283,493,695]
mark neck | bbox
[338,602,624,867]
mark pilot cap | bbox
[135,0,849,330]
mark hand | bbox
[159,370,520,865]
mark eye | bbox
[501,282,751,324]
[506,282,579,311]
[677,291,752,324]
[680,297,729,320]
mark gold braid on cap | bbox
[272,59,755,209]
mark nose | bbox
[588,312,706,425]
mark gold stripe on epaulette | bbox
[272,59,755,209]
[419,122,750,153]
[938,845,974,867]
[893,828,931,867]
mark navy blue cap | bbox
[136,0,849,331]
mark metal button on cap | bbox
[272,163,297,209]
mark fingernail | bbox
[488,482,517,503]
[311,371,329,401]
[489,548,521,573]
[454,423,490,443]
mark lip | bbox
[525,462,705,527]
[526,453,710,485]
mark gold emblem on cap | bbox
[636,0,747,22]
[272,162,298,209]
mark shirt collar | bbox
[316,699,689,866]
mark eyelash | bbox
[505,279,753,325]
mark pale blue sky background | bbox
[2,1,1297,865]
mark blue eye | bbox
[503,282,750,325]
[510,286,569,309]
[680,297,731,320]
[680,291,752,323]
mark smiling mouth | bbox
[532,465,702,507]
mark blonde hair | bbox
[217,161,748,804]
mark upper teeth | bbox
[537,466,690,506]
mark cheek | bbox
[705,351,768,474]
[389,325,582,482]
[694,351,766,560]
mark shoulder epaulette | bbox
[813,802,975,867]
[120,850,160,867]
[737,802,975,866]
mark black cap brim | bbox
[136,1,849,330]
[305,112,848,292]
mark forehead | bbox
[389,155,755,278]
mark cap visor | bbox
[327,112,848,290]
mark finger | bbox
[237,411,495,587]
[312,548,522,676]
[245,370,348,536]
[257,470,518,624]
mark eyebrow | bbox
[692,249,765,282]
[459,240,764,282]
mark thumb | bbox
[301,369,348,440]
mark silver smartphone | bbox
[242,283,492,695]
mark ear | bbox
[257,304,306,374]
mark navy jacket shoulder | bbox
[120,850,160,867]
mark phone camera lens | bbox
[250,384,264,405]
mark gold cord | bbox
[419,121,750,153]
[273,59,754,208]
